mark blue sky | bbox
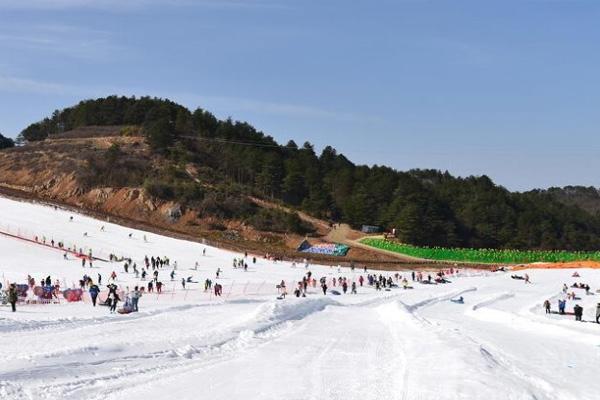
[0,0,598,191]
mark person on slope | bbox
[351,281,357,294]
[89,283,100,307]
[131,286,141,312]
[596,303,600,324]
[108,290,120,314]
[181,278,186,289]
[8,283,18,312]
[574,304,583,322]
[543,299,551,314]
[558,299,566,315]
[321,282,328,295]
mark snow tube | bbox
[330,290,341,295]
[34,286,54,299]
[63,289,83,302]
[118,306,133,314]
[16,284,28,298]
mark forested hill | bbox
[539,186,600,216]
[17,96,600,251]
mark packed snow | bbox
[0,195,599,400]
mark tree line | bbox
[18,96,600,251]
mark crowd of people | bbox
[542,272,600,323]
[3,214,600,329]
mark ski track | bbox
[470,292,515,311]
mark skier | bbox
[89,284,100,306]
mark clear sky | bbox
[0,0,598,191]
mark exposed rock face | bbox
[165,203,183,222]
[0,135,174,228]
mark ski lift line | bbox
[180,135,298,149]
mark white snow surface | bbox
[0,195,599,400]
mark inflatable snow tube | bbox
[63,289,83,302]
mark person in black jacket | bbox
[8,284,18,312]
[574,304,583,322]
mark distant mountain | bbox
[10,95,600,252]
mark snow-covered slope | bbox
[0,196,598,400]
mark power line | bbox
[180,135,298,149]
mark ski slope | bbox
[0,195,599,400]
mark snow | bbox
[0,195,599,400]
